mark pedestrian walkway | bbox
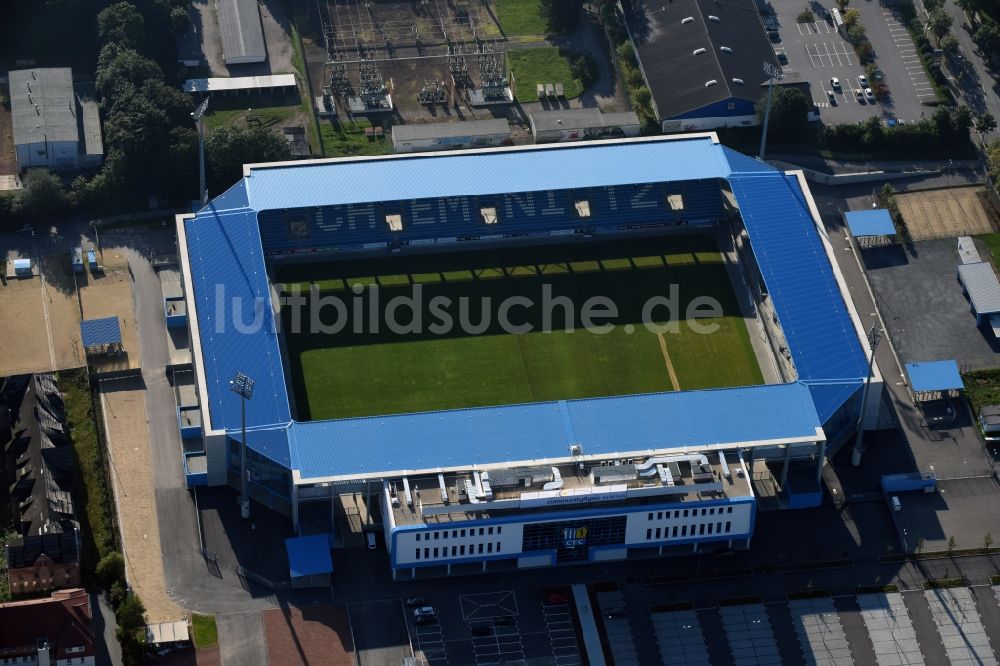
[789,597,854,665]
[720,603,782,665]
[651,608,711,666]
[856,593,922,666]
[924,587,997,666]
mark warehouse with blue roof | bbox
[175,134,882,577]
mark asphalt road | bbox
[216,610,269,665]
[943,0,1000,134]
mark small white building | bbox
[529,108,640,144]
[9,68,103,172]
[391,120,511,153]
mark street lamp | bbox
[191,98,210,207]
[852,322,881,466]
[758,60,785,161]
[230,371,255,519]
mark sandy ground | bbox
[0,257,83,375]
[79,256,141,372]
[896,186,997,241]
[100,379,187,625]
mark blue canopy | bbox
[845,209,896,238]
[905,360,964,393]
[80,317,122,348]
[285,534,333,578]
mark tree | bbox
[836,0,849,9]
[169,6,191,36]
[97,2,145,48]
[95,552,125,589]
[843,8,861,27]
[12,169,66,219]
[974,18,1000,54]
[941,34,959,51]
[985,532,994,551]
[928,8,953,39]
[976,112,997,139]
[96,43,163,103]
[953,105,974,134]
[206,127,292,193]
[848,22,867,44]
[540,0,585,34]
[755,86,811,143]
[947,535,957,554]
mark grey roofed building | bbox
[957,261,1000,318]
[217,0,267,65]
[391,119,512,153]
[623,0,782,131]
[529,108,640,143]
[8,68,104,172]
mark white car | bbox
[830,77,841,90]
[864,87,875,102]
[827,90,836,104]
[855,89,865,103]
[858,74,868,87]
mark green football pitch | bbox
[277,235,764,421]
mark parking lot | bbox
[767,0,932,124]
[406,588,586,666]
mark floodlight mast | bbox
[230,372,255,519]
[758,61,784,161]
[191,98,210,206]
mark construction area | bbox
[895,186,997,240]
[310,0,514,120]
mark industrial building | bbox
[175,135,880,577]
[529,108,640,143]
[216,0,266,65]
[391,120,512,153]
[8,68,103,172]
[623,0,782,132]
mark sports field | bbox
[278,236,763,420]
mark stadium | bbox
[175,134,882,578]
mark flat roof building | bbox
[957,261,1000,334]
[216,0,267,65]
[529,108,640,143]
[391,120,512,153]
[9,68,103,172]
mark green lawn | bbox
[191,614,219,648]
[204,106,298,132]
[319,119,392,157]
[496,0,547,37]
[979,233,1000,267]
[508,47,583,102]
[281,236,763,420]
[962,368,1000,420]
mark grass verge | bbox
[318,118,392,157]
[204,105,298,132]
[192,614,219,648]
[495,0,547,37]
[508,47,583,102]
[290,21,322,156]
[61,368,116,585]
[961,368,1000,422]
[923,577,967,589]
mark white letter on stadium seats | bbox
[458,297,492,334]
[232,294,266,335]
[541,283,575,333]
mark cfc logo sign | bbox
[562,526,588,548]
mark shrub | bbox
[95,552,125,589]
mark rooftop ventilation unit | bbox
[591,464,638,484]
[693,48,707,55]
[705,79,718,87]
[732,77,745,85]
[720,46,732,53]
[708,14,720,21]
[682,16,695,23]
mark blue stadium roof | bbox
[80,316,122,348]
[285,534,333,578]
[289,383,821,480]
[845,209,896,238]
[181,135,869,478]
[905,360,964,393]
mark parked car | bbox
[768,30,781,42]
[494,615,515,626]
[855,89,865,103]
[413,606,437,620]
[864,87,876,102]
[830,77,841,90]
[827,90,836,104]
[405,596,427,607]
[858,74,868,87]
[545,591,569,604]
